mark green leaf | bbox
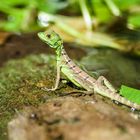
[91,0,112,23]
[114,0,140,10]
[128,15,140,28]
[120,85,140,104]
[0,0,67,32]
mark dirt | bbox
[8,96,140,140]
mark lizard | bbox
[38,30,140,110]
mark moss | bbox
[0,54,58,139]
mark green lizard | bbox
[38,30,140,110]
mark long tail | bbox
[95,85,140,110]
[111,92,140,110]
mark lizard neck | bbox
[56,45,63,61]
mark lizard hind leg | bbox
[96,76,117,92]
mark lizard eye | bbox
[47,34,51,38]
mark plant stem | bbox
[104,0,121,16]
[78,0,92,31]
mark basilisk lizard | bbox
[38,30,140,110]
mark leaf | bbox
[120,85,140,104]
[114,0,140,10]
[91,0,112,23]
[0,0,67,32]
[128,15,140,28]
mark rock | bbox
[8,96,140,140]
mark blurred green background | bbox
[0,0,140,32]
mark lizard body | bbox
[38,30,140,110]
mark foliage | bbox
[114,0,140,28]
[0,0,140,32]
[0,0,67,32]
[120,85,140,104]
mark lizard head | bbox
[38,30,63,49]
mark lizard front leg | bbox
[43,63,61,91]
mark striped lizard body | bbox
[38,30,140,110]
[60,48,96,91]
